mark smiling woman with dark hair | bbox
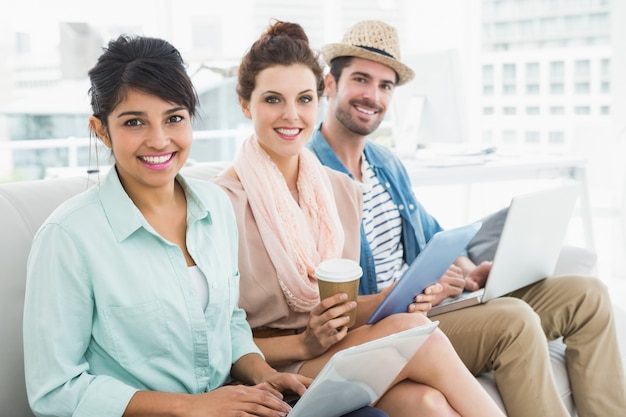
[23,34,313,417]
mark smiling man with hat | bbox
[308,19,626,417]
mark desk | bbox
[400,153,595,251]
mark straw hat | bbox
[321,20,414,85]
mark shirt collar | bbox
[98,167,211,242]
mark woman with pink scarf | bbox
[212,21,504,417]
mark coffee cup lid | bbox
[315,258,363,282]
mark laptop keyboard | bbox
[438,288,485,306]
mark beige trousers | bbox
[436,275,626,417]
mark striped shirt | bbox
[360,157,408,290]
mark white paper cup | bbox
[315,259,363,328]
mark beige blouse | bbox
[212,167,363,331]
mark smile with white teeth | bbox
[276,128,300,136]
[139,153,174,164]
[355,106,376,115]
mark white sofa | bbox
[2,162,625,416]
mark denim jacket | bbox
[308,125,444,295]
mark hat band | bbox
[356,45,396,60]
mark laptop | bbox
[367,222,482,325]
[288,321,439,417]
[428,183,580,317]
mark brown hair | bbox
[237,20,324,102]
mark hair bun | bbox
[265,20,309,45]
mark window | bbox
[483,107,495,115]
[600,106,610,115]
[502,130,517,144]
[574,106,590,115]
[575,60,590,78]
[526,106,540,115]
[483,65,494,81]
[565,15,585,31]
[525,131,540,144]
[526,62,540,81]
[601,59,610,93]
[519,20,534,34]
[503,64,516,80]
[548,131,565,144]
[526,84,540,94]
[502,63,516,95]
[15,32,32,55]
[503,106,517,115]
[550,61,564,81]
[601,58,611,78]
[550,83,564,94]
[482,65,495,96]
[503,85,516,95]
[575,82,590,94]
[550,106,565,115]
[540,17,557,33]
[495,22,512,37]
[590,12,609,30]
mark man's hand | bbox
[465,261,492,291]
[432,265,466,304]
[407,282,443,314]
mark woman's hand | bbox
[300,293,356,358]
[126,382,302,417]
[255,371,311,399]
[186,384,294,417]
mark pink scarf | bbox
[233,136,345,312]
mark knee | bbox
[549,275,611,312]
[379,383,458,417]
[564,275,612,318]
[574,275,609,302]
[486,298,545,345]
[378,312,431,334]
[416,388,459,417]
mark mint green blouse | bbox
[23,168,261,417]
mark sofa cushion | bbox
[0,176,97,417]
[468,206,598,276]
[2,163,621,417]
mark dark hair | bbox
[328,56,354,83]
[88,35,197,129]
[329,55,400,85]
[237,20,324,102]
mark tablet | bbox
[366,222,482,325]
[288,321,439,417]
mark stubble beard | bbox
[334,101,384,137]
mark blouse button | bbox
[409,204,415,210]
[385,182,391,188]
[398,204,405,210]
